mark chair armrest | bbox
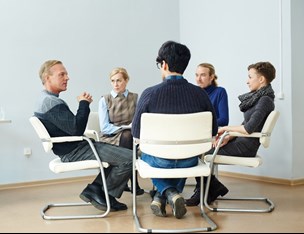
[84,129,100,141]
[207,130,263,165]
[50,136,84,143]
[133,138,140,145]
[228,131,262,138]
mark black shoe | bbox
[208,176,229,204]
[165,188,187,219]
[131,187,145,196]
[185,187,214,206]
[124,184,131,192]
[149,189,157,198]
[80,184,127,212]
[129,173,144,195]
[185,187,200,206]
[124,185,144,196]
[150,192,167,217]
[79,184,108,211]
[186,176,229,206]
[125,182,144,196]
[109,196,128,211]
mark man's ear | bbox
[163,61,169,71]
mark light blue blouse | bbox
[98,89,129,134]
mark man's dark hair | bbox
[156,40,191,74]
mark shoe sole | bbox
[110,202,128,211]
[208,187,229,204]
[79,193,109,211]
[170,195,187,219]
[150,201,166,217]
[185,200,200,206]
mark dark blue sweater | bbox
[131,77,218,138]
[204,85,229,127]
[34,90,90,156]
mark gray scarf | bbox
[238,84,275,112]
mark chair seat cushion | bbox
[136,159,210,178]
[204,154,262,168]
[49,157,109,173]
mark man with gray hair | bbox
[34,60,132,212]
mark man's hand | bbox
[77,92,93,103]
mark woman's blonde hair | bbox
[109,67,129,81]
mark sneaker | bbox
[150,192,167,217]
[165,188,187,219]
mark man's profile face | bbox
[46,64,69,94]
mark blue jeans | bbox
[141,153,198,195]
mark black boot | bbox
[124,171,144,196]
[186,176,229,206]
[207,175,229,204]
[185,176,204,206]
[149,189,157,198]
[130,173,144,196]
[185,187,200,206]
[124,183,131,192]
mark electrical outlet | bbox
[24,148,32,156]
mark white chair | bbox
[29,116,110,220]
[204,110,280,213]
[84,111,101,141]
[132,112,218,233]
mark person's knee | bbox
[119,130,133,149]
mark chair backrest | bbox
[260,110,280,148]
[29,116,53,153]
[139,112,213,159]
[86,111,101,133]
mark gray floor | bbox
[0,175,303,233]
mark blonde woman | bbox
[98,67,143,195]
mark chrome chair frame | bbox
[204,110,280,213]
[132,112,218,233]
[29,116,110,220]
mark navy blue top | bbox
[204,85,229,127]
[34,90,90,156]
[131,76,218,138]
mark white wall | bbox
[291,0,304,179]
[0,0,179,185]
[180,0,300,180]
[0,0,302,185]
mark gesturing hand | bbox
[77,92,93,103]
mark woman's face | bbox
[247,68,263,92]
[110,73,128,94]
[195,66,213,89]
